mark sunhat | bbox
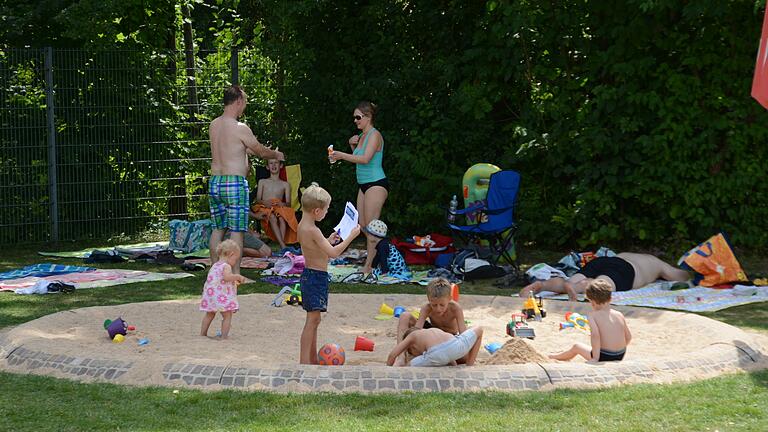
[364,219,388,238]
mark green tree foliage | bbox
[2,0,767,249]
[249,0,768,249]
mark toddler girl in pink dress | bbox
[200,239,246,339]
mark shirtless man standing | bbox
[519,252,691,301]
[208,85,283,274]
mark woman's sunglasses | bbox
[353,114,364,121]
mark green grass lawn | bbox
[1,242,767,431]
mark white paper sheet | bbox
[333,202,359,240]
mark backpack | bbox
[168,219,214,253]
[451,249,507,281]
[450,249,479,276]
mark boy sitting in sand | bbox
[251,158,298,250]
[387,326,484,367]
[297,183,360,364]
[394,277,466,365]
[549,279,632,363]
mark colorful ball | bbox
[317,343,346,366]
[112,334,125,343]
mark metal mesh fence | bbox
[0,47,273,244]
[0,49,49,243]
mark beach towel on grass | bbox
[534,281,768,312]
[262,266,450,287]
[327,265,441,286]
[184,257,272,270]
[0,264,96,280]
[0,270,194,292]
[38,242,170,259]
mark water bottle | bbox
[448,194,458,223]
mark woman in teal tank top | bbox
[329,101,389,274]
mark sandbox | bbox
[1,293,766,393]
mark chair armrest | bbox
[481,204,515,216]
[452,202,485,216]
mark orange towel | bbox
[252,200,298,245]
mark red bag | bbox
[391,233,455,265]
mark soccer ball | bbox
[318,343,346,366]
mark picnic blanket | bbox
[260,267,439,287]
[535,281,768,312]
[327,265,439,286]
[0,269,194,292]
[184,257,272,269]
[38,242,170,258]
[0,264,96,280]
[262,275,301,286]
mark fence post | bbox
[44,47,59,242]
[231,48,239,85]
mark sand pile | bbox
[483,338,549,365]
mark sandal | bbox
[362,273,379,284]
[340,272,365,283]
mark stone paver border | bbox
[2,331,765,393]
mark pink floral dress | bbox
[200,261,239,312]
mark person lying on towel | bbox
[251,158,298,250]
[519,252,691,301]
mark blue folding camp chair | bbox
[447,170,520,268]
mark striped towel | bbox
[0,264,96,280]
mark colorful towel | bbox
[252,201,299,245]
[184,257,272,269]
[0,264,96,280]
[535,281,768,312]
[327,265,438,286]
[261,275,301,286]
[0,269,194,292]
[38,242,170,258]
[261,266,449,287]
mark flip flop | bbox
[340,272,365,283]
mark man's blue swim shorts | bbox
[209,175,249,232]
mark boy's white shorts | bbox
[410,328,478,367]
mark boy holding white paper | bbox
[296,183,361,364]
